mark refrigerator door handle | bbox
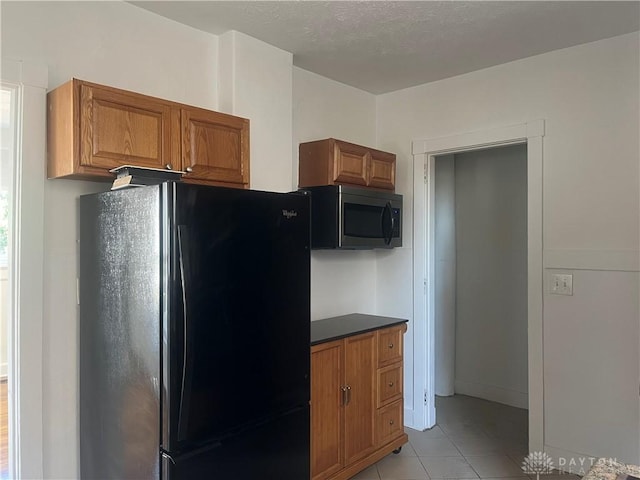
[176,225,193,441]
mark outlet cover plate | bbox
[550,273,573,296]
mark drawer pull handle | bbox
[388,343,394,349]
[389,419,394,425]
[388,381,394,387]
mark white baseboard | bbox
[404,407,415,430]
[454,380,528,409]
[544,444,600,476]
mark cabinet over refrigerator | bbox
[79,183,310,479]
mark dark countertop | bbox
[311,313,408,346]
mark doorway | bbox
[1,58,48,479]
[0,83,17,480]
[411,121,545,452]
[433,145,528,415]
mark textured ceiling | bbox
[131,1,640,94]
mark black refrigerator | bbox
[79,183,310,479]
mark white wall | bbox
[453,145,528,409]
[434,155,456,396]
[1,2,219,477]
[376,32,639,461]
[219,31,294,192]
[545,269,639,464]
[292,67,379,320]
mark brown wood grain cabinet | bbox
[47,79,249,188]
[299,138,396,191]
[180,106,249,186]
[310,324,408,480]
[342,332,377,466]
[311,340,344,480]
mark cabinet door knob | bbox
[389,419,394,425]
[185,167,193,173]
[165,164,173,170]
[388,343,394,349]
[388,381,394,387]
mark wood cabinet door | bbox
[332,140,369,187]
[343,332,376,465]
[181,107,249,187]
[79,83,173,170]
[311,341,344,480]
[368,151,396,190]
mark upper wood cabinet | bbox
[47,79,250,188]
[299,138,396,191]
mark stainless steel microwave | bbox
[300,185,402,249]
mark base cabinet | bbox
[311,325,408,480]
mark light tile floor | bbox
[351,394,581,480]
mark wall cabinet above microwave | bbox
[47,79,250,188]
[298,138,396,191]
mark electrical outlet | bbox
[550,273,573,296]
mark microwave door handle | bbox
[382,202,393,245]
[390,208,396,239]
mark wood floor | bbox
[0,380,7,476]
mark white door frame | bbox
[2,58,47,479]
[411,120,545,451]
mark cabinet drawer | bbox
[376,400,403,446]
[377,326,403,367]
[377,364,402,407]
